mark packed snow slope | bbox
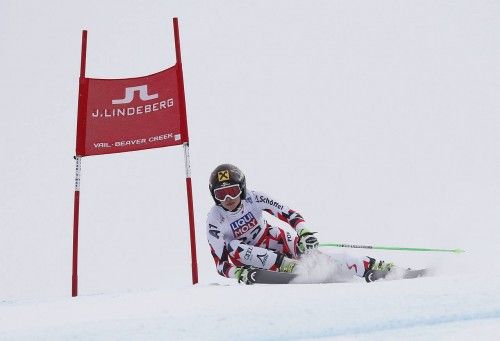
[1,0,500,339]
[2,266,500,340]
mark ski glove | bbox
[297,227,319,254]
[235,266,257,285]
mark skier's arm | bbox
[252,190,318,252]
[251,191,306,231]
[207,221,239,279]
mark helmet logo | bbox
[217,170,230,182]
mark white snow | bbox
[1,272,499,340]
[2,0,500,339]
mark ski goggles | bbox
[213,184,242,201]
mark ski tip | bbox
[453,249,466,253]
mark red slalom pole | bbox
[72,157,82,297]
[183,145,199,284]
[72,30,87,297]
[173,18,199,284]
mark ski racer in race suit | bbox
[206,164,393,284]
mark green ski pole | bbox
[319,243,465,253]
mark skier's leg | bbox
[327,253,373,277]
[243,224,299,272]
[328,253,394,279]
[227,239,285,271]
[257,224,300,259]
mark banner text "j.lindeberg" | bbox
[91,98,174,118]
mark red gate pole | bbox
[72,156,82,297]
[72,30,87,297]
[173,18,198,284]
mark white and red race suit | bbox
[206,190,305,279]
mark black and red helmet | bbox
[209,164,246,204]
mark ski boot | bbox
[235,266,257,285]
[363,257,394,283]
[277,254,298,273]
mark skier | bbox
[206,164,393,284]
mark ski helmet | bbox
[209,164,246,204]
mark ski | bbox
[403,268,428,279]
[249,268,429,284]
[248,268,298,284]
[365,268,429,282]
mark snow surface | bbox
[1,271,500,340]
[1,0,500,339]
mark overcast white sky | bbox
[1,0,499,299]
